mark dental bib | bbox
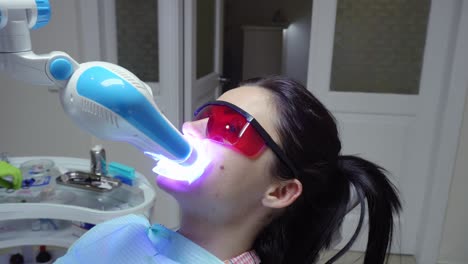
[55,214,223,264]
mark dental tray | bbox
[56,171,121,192]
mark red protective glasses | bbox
[194,100,299,177]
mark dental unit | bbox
[0,0,208,184]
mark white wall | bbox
[0,0,179,228]
[438,89,468,264]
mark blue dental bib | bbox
[55,214,223,264]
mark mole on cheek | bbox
[220,165,225,170]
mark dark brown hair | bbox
[241,76,401,264]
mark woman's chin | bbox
[155,174,193,193]
[156,160,215,192]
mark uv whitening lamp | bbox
[0,0,207,183]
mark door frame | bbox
[157,0,184,127]
[415,1,468,263]
[183,0,224,122]
[307,0,468,262]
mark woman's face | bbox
[156,86,281,221]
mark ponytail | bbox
[334,155,401,264]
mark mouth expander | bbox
[148,137,211,184]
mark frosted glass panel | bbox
[116,0,159,82]
[330,0,430,94]
[197,0,216,79]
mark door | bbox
[184,0,224,121]
[308,0,460,255]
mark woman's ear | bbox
[262,179,302,209]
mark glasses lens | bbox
[195,104,266,157]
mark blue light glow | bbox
[146,137,211,184]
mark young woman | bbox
[57,76,401,264]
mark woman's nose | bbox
[182,119,208,139]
